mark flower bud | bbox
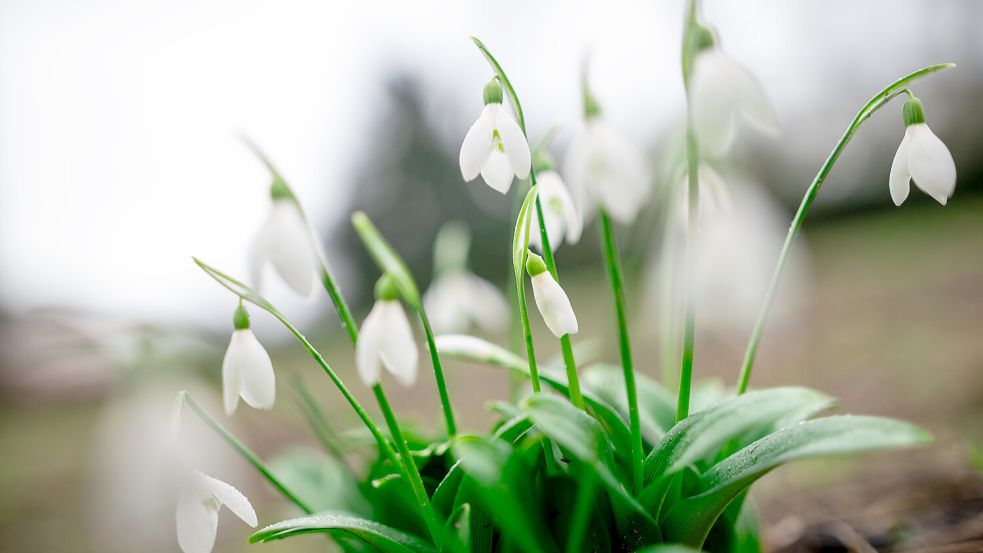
[902,96,926,127]
[525,252,548,277]
[374,274,401,301]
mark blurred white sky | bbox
[0,0,977,328]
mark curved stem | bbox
[319,264,359,345]
[735,62,955,394]
[599,210,643,494]
[180,393,313,514]
[418,310,458,436]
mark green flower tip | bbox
[533,150,555,173]
[583,89,602,119]
[903,96,926,126]
[483,78,504,105]
[270,176,293,201]
[692,24,717,53]
[525,252,547,277]
[233,303,251,330]
[374,274,401,301]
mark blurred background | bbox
[1,0,981,552]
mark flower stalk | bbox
[735,62,955,394]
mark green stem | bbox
[180,392,313,514]
[598,210,643,495]
[734,62,955,394]
[417,310,458,436]
[676,0,701,423]
[372,384,446,545]
[319,264,359,345]
[515,271,542,394]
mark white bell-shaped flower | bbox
[250,186,319,296]
[424,271,509,334]
[222,305,276,415]
[526,253,578,338]
[690,44,777,157]
[356,276,419,387]
[459,79,531,194]
[889,97,956,206]
[176,470,257,553]
[528,169,583,253]
[563,118,651,224]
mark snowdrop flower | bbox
[528,165,583,253]
[424,272,509,334]
[525,252,578,337]
[563,114,651,225]
[250,180,319,296]
[356,276,419,387]
[222,304,276,415]
[459,78,531,194]
[890,96,956,206]
[689,29,777,157]
[176,469,257,553]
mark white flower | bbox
[250,197,319,296]
[690,48,777,157]
[528,170,582,253]
[889,123,956,206]
[424,271,509,334]
[459,83,531,194]
[356,299,419,387]
[526,254,578,338]
[563,118,651,224]
[222,328,276,415]
[176,470,257,553]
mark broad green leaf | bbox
[522,394,656,525]
[270,447,369,514]
[582,364,676,440]
[434,334,527,372]
[430,460,463,518]
[634,546,704,553]
[445,503,471,546]
[643,387,834,484]
[451,435,557,552]
[512,186,538,283]
[249,512,436,553]
[351,211,422,309]
[662,415,930,547]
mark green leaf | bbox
[634,546,705,553]
[269,447,369,514]
[662,415,930,547]
[522,395,656,525]
[444,503,471,546]
[512,186,538,284]
[643,387,834,484]
[351,211,422,309]
[249,512,436,553]
[582,364,677,440]
[434,334,528,373]
[451,435,556,552]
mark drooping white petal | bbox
[253,200,318,296]
[375,301,419,387]
[460,105,496,181]
[176,480,219,553]
[200,473,257,527]
[496,107,531,179]
[561,130,594,219]
[889,129,913,206]
[593,123,651,224]
[355,305,385,387]
[464,275,509,333]
[907,123,956,205]
[530,273,578,337]
[480,150,515,194]
[690,50,739,156]
[530,171,582,252]
[729,55,778,134]
[222,329,276,414]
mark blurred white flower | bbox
[250,197,318,296]
[889,97,956,206]
[424,272,509,334]
[690,47,777,157]
[459,80,531,194]
[649,176,808,337]
[176,470,257,553]
[528,170,582,253]
[526,253,578,338]
[563,118,651,224]
[356,295,418,387]
[221,325,276,415]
